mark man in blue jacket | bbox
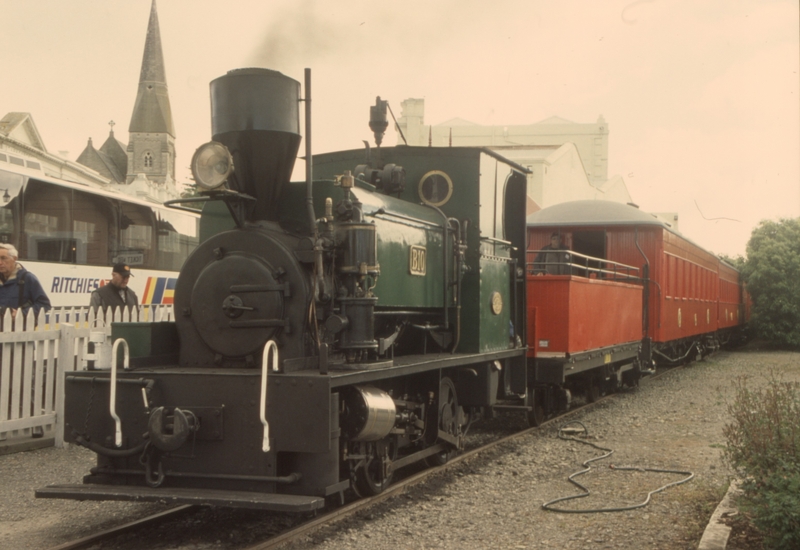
[0,243,51,321]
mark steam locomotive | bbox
[37,68,746,512]
[38,68,532,511]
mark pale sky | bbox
[2,0,798,258]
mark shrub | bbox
[723,374,800,549]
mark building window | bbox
[144,151,153,168]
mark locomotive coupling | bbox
[147,407,198,452]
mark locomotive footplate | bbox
[322,349,526,388]
[36,484,325,512]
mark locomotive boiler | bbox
[38,68,532,510]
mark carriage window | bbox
[0,169,23,246]
[667,256,677,296]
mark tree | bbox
[718,253,744,271]
[741,218,800,348]
[180,182,201,199]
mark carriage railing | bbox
[526,249,641,282]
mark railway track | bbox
[46,367,679,550]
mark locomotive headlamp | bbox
[191,141,234,190]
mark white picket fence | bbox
[0,305,173,447]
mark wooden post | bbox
[55,324,75,448]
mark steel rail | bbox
[45,505,196,550]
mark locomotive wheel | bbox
[354,440,396,497]
[526,387,545,427]
[426,377,460,466]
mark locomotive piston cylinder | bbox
[342,386,397,441]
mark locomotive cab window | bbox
[418,170,453,207]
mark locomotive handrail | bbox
[165,191,257,228]
[367,208,442,229]
[527,249,641,281]
[482,236,513,246]
[260,340,279,453]
[109,338,130,448]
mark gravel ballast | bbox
[1,349,796,550]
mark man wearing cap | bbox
[90,263,139,312]
[533,233,571,275]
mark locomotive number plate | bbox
[409,245,427,276]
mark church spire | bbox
[126,0,176,188]
[128,0,174,137]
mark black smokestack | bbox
[210,68,301,221]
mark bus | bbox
[0,150,199,309]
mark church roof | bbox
[129,0,174,136]
[76,137,126,183]
[99,130,128,181]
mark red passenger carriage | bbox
[524,200,747,422]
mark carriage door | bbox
[572,230,606,277]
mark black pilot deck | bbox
[36,484,325,512]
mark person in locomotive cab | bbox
[90,263,139,313]
[0,243,51,323]
[533,232,571,275]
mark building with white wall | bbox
[395,99,633,215]
[0,113,110,187]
